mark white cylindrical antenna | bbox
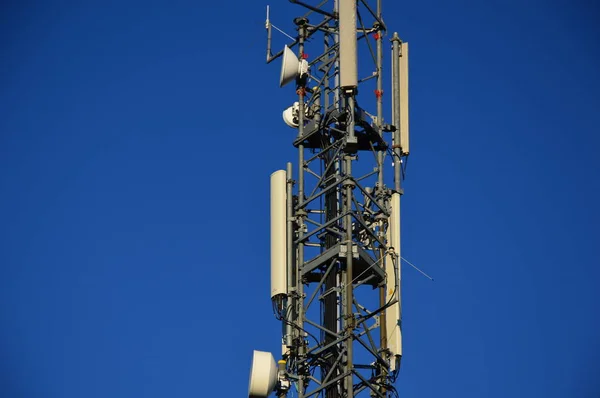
[339,0,358,89]
[270,170,287,298]
[384,192,402,370]
[265,5,270,28]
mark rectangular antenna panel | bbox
[270,170,287,298]
[385,192,402,370]
[400,42,409,155]
[339,0,358,88]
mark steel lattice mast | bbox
[250,1,410,397]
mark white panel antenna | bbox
[399,42,409,155]
[270,170,287,298]
[384,192,402,370]
[339,0,358,89]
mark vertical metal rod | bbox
[297,23,307,398]
[322,24,341,398]
[391,33,401,192]
[333,3,344,396]
[344,95,355,398]
[324,155,339,398]
[334,1,343,366]
[376,0,386,353]
[334,0,340,111]
[266,6,272,62]
[376,1,384,189]
[324,32,330,112]
[375,5,388,395]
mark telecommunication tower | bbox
[249,1,410,397]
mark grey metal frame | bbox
[266,1,408,397]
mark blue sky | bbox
[1,1,599,397]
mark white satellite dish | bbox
[248,350,278,398]
[279,45,309,88]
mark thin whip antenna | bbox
[266,5,296,41]
[265,5,270,28]
[401,256,434,281]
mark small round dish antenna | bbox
[282,102,300,128]
[248,350,278,398]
